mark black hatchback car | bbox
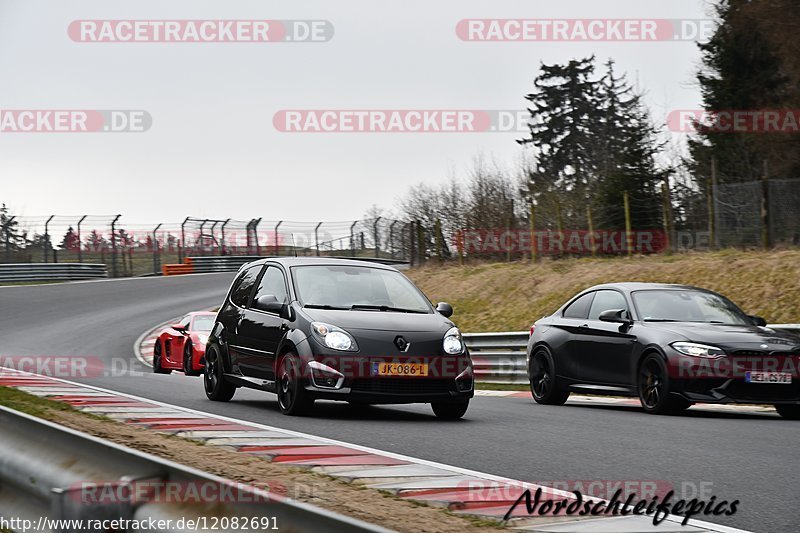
[204,258,473,417]
[527,283,800,418]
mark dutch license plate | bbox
[372,362,429,377]
[745,371,792,384]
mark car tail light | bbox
[529,325,536,336]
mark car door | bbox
[549,292,596,380]
[164,315,191,367]
[575,289,637,385]
[224,264,264,374]
[236,264,290,380]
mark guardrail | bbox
[0,263,108,283]
[0,406,390,533]
[465,325,800,385]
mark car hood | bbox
[648,322,800,351]
[299,308,453,333]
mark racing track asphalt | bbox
[0,274,797,532]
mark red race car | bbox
[153,311,216,376]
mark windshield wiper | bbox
[349,304,427,314]
[303,304,350,310]
[643,318,680,322]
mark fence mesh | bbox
[2,178,799,276]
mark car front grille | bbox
[720,381,800,402]
[349,378,455,395]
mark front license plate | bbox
[372,363,429,377]
[745,371,792,384]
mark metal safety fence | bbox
[0,263,107,283]
[0,406,388,533]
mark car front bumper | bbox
[300,353,474,404]
[672,377,800,405]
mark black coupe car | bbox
[204,258,473,418]
[527,283,800,418]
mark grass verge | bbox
[407,249,800,331]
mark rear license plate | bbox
[745,371,792,384]
[372,363,429,377]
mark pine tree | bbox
[87,230,107,251]
[60,226,80,251]
[594,60,667,229]
[519,56,601,227]
[0,203,24,255]
[688,0,792,182]
[519,57,666,231]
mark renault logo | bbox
[394,336,410,352]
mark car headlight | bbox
[311,322,359,352]
[443,327,464,355]
[671,342,726,359]
[197,334,209,346]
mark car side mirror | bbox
[436,302,453,318]
[171,324,187,333]
[749,315,767,327]
[599,309,631,325]
[254,295,290,318]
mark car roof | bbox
[240,257,400,271]
[581,282,709,293]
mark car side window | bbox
[253,266,289,304]
[588,290,628,320]
[563,293,594,319]
[230,265,262,308]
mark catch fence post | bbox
[110,214,121,277]
[77,215,87,263]
[373,217,381,258]
[709,158,717,249]
[220,219,230,256]
[44,215,54,263]
[253,218,262,255]
[761,160,771,250]
[179,217,189,262]
[623,192,632,258]
[152,223,162,275]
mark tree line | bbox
[396,0,800,242]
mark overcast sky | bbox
[0,0,711,227]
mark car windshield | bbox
[191,315,215,331]
[632,290,750,325]
[293,265,432,313]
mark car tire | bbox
[152,339,171,374]
[637,353,690,415]
[775,404,800,420]
[204,344,236,402]
[277,353,314,416]
[183,342,200,377]
[431,400,469,420]
[529,347,570,405]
